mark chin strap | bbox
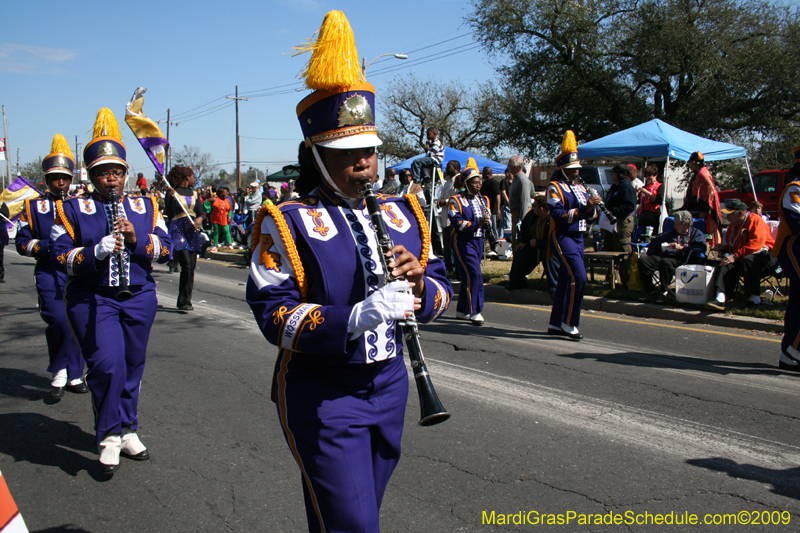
[311,144,361,207]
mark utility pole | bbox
[157,109,179,176]
[226,86,248,189]
[2,105,10,187]
[16,147,20,177]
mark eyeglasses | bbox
[95,169,125,179]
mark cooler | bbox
[675,264,715,304]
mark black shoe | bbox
[547,327,564,336]
[0,279,5,283]
[65,381,89,394]
[121,449,150,461]
[178,303,194,311]
[565,330,583,340]
[100,462,119,475]
[49,386,65,399]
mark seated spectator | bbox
[380,168,399,195]
[411,127,444,182]
[749,200,769,222]
[638,210,706,303]
[398,169,426,206]
[507,195,560,296]
[706,199,778,310]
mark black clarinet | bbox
[107,188,133,301]
[574,175,617,225]
[360,182,450,426]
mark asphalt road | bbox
[1,255,799,532]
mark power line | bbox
[369,43,482,77]
[170,94,229,120]
[177,101,235,123]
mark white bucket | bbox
[494,239,513,261]
[675,265,715,304]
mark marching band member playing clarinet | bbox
[448,167,490,326]
[16,134,85,399]
[51,108,172,475]
[547,130,600,340]
[246,12,451,532]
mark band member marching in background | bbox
[164,165,205,311]
[246,11,452,532]
[773,147,800,372]
[547,130,600,340]
[51,108,172,474]
[15,134,86,399]
[448,167,490,326]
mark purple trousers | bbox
[66,285,157,442]
[275,351,408,533]
[35,267,83,379]
[549,232,587,329]
[452,232,484,315]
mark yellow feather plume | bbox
[50,134,74,160]
[91,108,123,142]
[465,157,480,174]
[293,10,365,90]
[561,130,577,153]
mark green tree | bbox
[468,0,800,161]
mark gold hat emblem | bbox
[99,141,119,157]
[338,94,374,127]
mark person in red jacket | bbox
[135,172,147,195]
[209,186,233,251]
[706,199,778,310]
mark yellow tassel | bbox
[561,130,577,154]
[50,134,74,160]
[465,157,480,174]
[293,10,365,90]
[92,108,123,142]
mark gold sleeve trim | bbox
[55,200,75,241]
[403,194,431,271]
[254,205,309,302]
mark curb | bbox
[205,252,783,335]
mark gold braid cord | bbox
[23,200,34,235]
[403,194,431,271]
[149,196,159,231]
[254,205,309,302]
[55,200,75,241]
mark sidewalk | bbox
[204,253,784,334]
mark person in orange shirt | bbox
[210,186,233,251]
[706,199,778,310]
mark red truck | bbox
[718,169,791,220]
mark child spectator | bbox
[749,200,769,222]
[411,127,445,182]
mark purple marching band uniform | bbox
[16,195,84,383]
[547,179,597,332]
[773,152,800,370]
[247,184,451,532]
[51,192,172,442]
[165,187,205,308]
[448,190,489,317]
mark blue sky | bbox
[1,0,498,181]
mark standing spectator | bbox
[547,130,600,340]
[380,168,399,195]
[245,184,262,223]
[499,167,512,235]
[773,153,800,370]
[411,127,445,182]
[507,156,531,247]
[209,186,234,252]
[439,160,460,273]
[602,164,637,285]
[480,166,501,252]
[135,172,147,195]
[637,164,666,233]
[507,195,559,297]
[398,169,425,206]
[448,168,490,325]
[683,151,722,247]
[637,210,706,303]
[706,199,777,310]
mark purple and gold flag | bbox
[125,87,169,176]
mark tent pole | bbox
[744,156,757,203]
[659,155,670,234]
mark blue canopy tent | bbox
[388,147,506,174]
[577,119,753,231]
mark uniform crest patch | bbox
[37,200,51,215]
[79,199,97,215]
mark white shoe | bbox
[51,368,67,388]
[749,295,762,305]
[120,431,150,460]
[779,351,800,371]
[470,313,485,326]
[98,435,121,474]
[456,312,470,320]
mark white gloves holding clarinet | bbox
[94,235,121,260]
[348,280,415,340]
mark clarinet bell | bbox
[116,288,133,301]
[414,370,451,426]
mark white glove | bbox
[94,235,119,260]
[348,280,415,340]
